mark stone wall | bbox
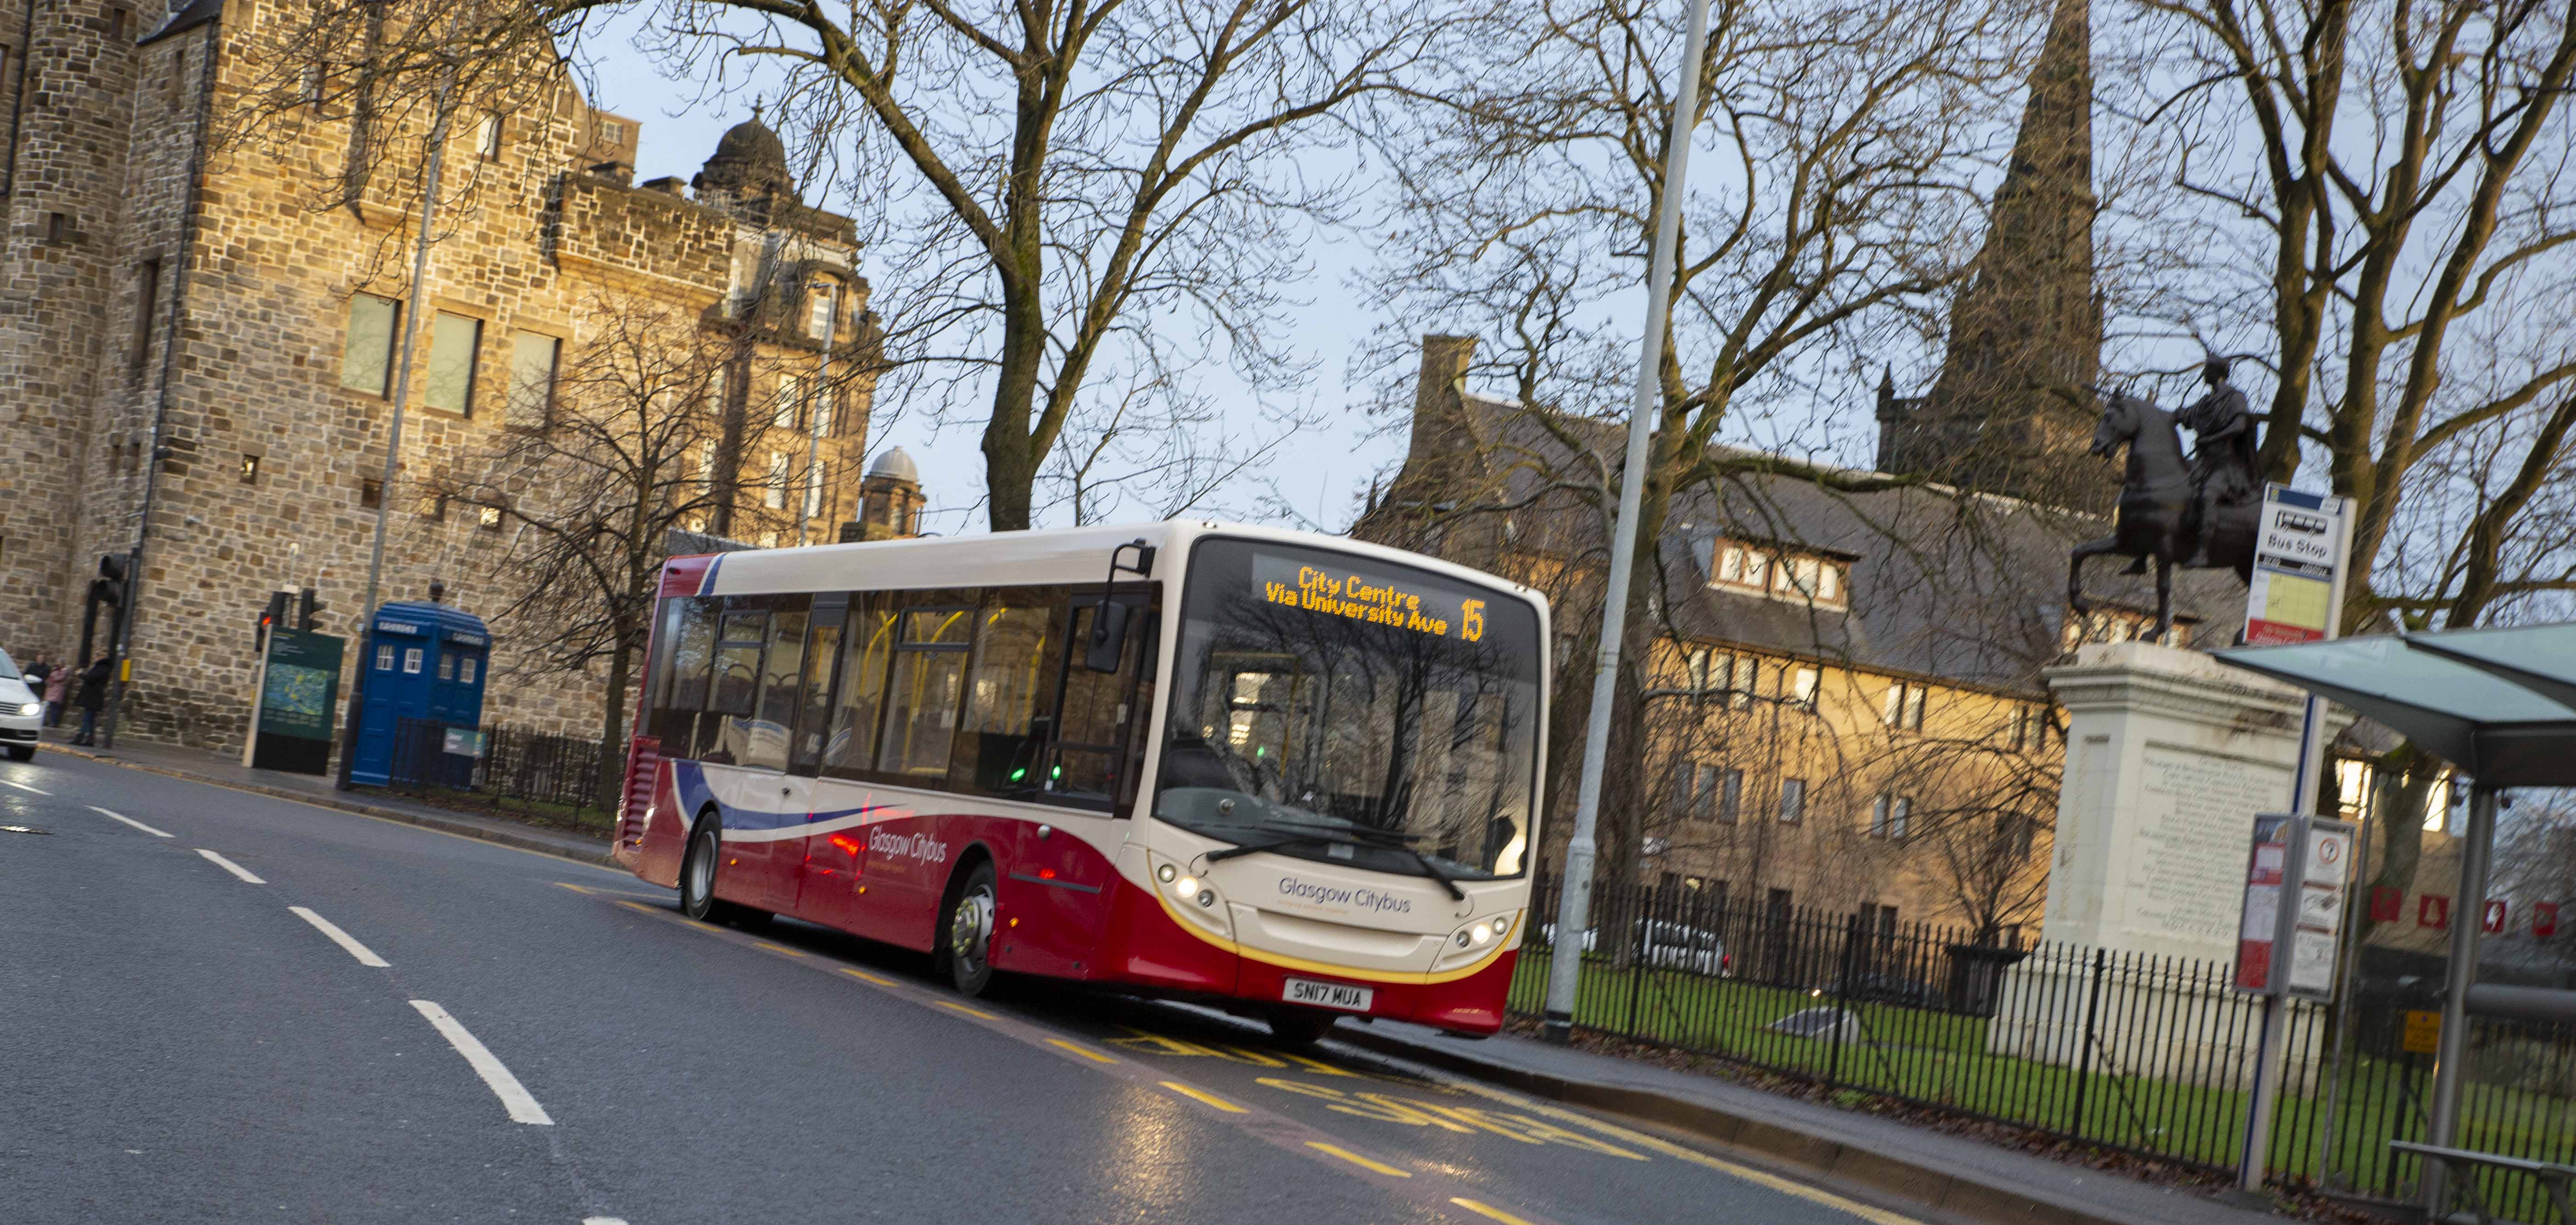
[1,6,880,758]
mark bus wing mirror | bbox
[1083,600,1130,673]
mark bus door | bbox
[779,596,846,921]
[704,597,810,913]
[1004,588,1152,974]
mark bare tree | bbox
[616,0,1473,531]
[428,295,765,804]
[1353,0,2046,885]
[2123,0,2576,907]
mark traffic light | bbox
[297,587,322,631]
[260,591,290,648]
[89,554,128,610]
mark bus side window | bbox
[876,604,972,778]
[731,600,807,773]
[700,609,767,762]
[650,597,719,751]
[822,598,896,778]
[950,593,1060,796]
[788,606,844,777]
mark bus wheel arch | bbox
[936,847,1001,998]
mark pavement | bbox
[3,734,2312,1225]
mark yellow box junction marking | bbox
[1450,1199,1537,1225]
[1159,1082,1248,1113]
[1305,1142,1410,1177]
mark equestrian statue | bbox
[2067,358,2262,642]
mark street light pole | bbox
[1541,0,1710,1044]
[337,74,454,788]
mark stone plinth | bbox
[1987,641,2345,1083]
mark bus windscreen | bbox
[1157,539,1539,881]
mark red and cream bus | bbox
[613,522,1545,1040]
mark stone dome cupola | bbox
[693,113,798,202]
[866,446,920,486]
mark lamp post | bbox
[1540,0,1710,1044]
[337,71,455,788]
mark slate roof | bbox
[1389,391,2247,698]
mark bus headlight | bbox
[1471,921,1495,947]
[1172,874,1200,899]
[1156,863,1178,884]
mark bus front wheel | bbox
[679,816,722,921]
[940,860,998,998]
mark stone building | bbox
[850,446,928,541]
[0,1,882,751]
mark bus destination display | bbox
[1254,557,1486,643]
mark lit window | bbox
[240,454,260,484]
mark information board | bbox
[2243,486,2350,645]
[2233,812,2357,1001]
[252,628,344,775]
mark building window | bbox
[374,644,395,671]
[425,312,483,414]
[437,654,455,681]
[461,657,478,685]
[807,286,834,340]
[1791,666,1819,709]
[1883,681,1928,730]
[473,113,502,161]
[765,452,788,509]
[1871,793,1911,839]
[360,478,383,508]
[1776,777,1806,824]
[598,118,626,147]
[301,62,327,108]
[1714,768,1742,823]
[167,46,186,107]
[239,454,260,485]
[340,293,399,395]
[45,211,68,242]
[402,647,423,674]
[812,388,834,437]
[507,331,560,427]
[129,258,161,379]
[803,463,823,519]
[706,365,729,418]
[476,503,503,531]
[698,443,717,496]
[774,375,802,430]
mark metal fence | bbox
[386,718,613,817]
[1510,874,2431,1189]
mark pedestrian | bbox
[23,652,51,690]
[72,656,111,746]
[42,657,71,728]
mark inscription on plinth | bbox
[2123,745,2292,951]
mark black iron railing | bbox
[386,718,613,819]
[1507,874,2571,1208]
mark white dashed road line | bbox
[287,906,391,966]
[410,1000,554,1125]
[195,848,266,884]
[90,806,172,838]
[2,779,51,796]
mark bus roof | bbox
[673,520,1545,612]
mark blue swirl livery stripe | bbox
[696,554,726,596]
[671,760,895,844]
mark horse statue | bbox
[2066,387,2258,642]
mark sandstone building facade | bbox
[0,1,883,751]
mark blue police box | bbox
[348,600,492,787]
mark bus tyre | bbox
[940,860,998,998]
[1265,1008,1337,1046]
[679,816,722,921]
